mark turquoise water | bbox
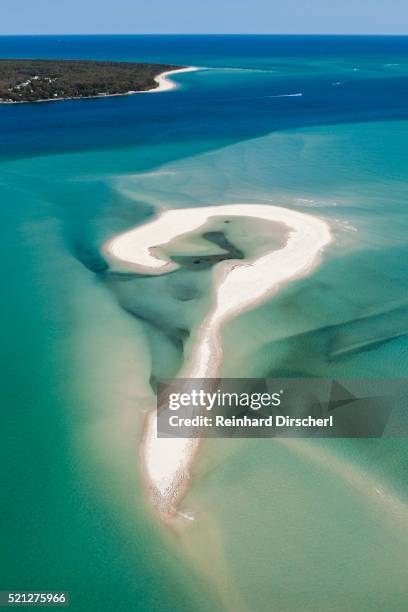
[1,36,408,611]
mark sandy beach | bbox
[104,204,332,518]
[142,66,200,93]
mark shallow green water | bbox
[2,35,408,611]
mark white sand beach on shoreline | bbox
[142,66,200,93]
[104,204,332,518]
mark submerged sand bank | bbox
[104,204,332,518]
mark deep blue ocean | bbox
[1,36,408,612]
[1,35,408,159]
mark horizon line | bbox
[1,32,408,37]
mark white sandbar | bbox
[104,204,332,516]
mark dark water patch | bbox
[146,325,186,382]
[203,230,244,257]
[70,242,108,273]
[1,164,156,278]
[122,304,189,346]
[167,279,201,301]
[102,266,213,382]
[171,254,227,270]
[171,230,244,270]
[108,285,191,346]
[54,179,154,274]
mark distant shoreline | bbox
[0,64,199,104]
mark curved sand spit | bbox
[143,66,200,93]
[104,204,333,517]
